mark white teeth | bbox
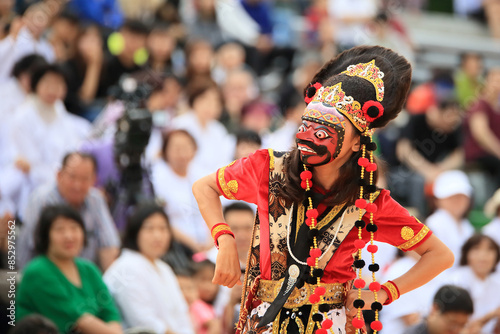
[298,146,315,153]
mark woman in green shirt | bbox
[16,204,122,334]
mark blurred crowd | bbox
[0,0,500,334]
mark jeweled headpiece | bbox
[342,59,385,102]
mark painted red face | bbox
[295,120,345,166]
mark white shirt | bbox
[426,209,475,267]
[104,249,194,334]
[151,159,211,245]
[328,0,378,46]
[171,112,235,172]
[482,217,500,249]
[263,120,298,152]
[1,96,90,213]
[0,27,55,83]
[446,266,500,334]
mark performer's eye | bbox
[298,124,306,132]
[315,130,329,139]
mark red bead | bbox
[366,163,378,172]
[301,180,308,189]
[310,248,322,258]
[315,286,326,296]
[355,199,367,209]
[354,239,365,249]
[322,319,333,329]
[306,209,319,219]
[369,282,381,292]
[354,279,366,289]
[371,320,383,331]
[367,244,378,253]
[358,157,369,167]
[352,318,365,329]
[300,170,312,180]
[309,293,320,304]
[306,217,313,226]
[315,329,327,334]
[365,203,378,213]
[307,257,316,267]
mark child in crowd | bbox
[426,170,475,266]
[191,259,222,334]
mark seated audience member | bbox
[146,23,176,74]
[104,203,194,334]
[395,99,463,215]
[212,42,247,85]
[240,99,279,136]
[192,259,222,334]
[172,80,234,171]
[223,203,254,268]
[16,205,122,334]
[425,170,474,266]
[184,40,215,83]
[464,67,500,189]
[483,188,500,248]
[263,92,304,151]
[17,152,120,270]
[9,314,58,334]
[403,285,473,334]
[2,64,91,215]
[234,129,262,160]
[151,130,211,253]
[97,20,149,98]
[447,235,500,333]
[454,52,484,109]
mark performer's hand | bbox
[213,234,242,288]
[345,289,388,318]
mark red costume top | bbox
[216,149,432,283]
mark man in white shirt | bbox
[426,170,475,267]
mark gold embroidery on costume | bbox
[401,226,414,241]
[398,224,430,251]
[228,180,239,194]
[268,148,275,171]
[218,165,237,200]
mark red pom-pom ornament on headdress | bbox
[362,100,384,123]
[304,82,323,104]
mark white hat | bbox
[433,170,473,199]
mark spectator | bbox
[17,152,120,270]
[395,99,464,215]
[97,20,149,97]
[234,129,261,160]
[151,130,211,253]
[0,2,56,82]
[454,52,484,109]
[16,205,122,334]
[403,285,474,334]
[104,202,194,334]
[1,64,91,215]
[263,92,303,151]
[9,314,58,334]
[188,0,225,48]
[464,67,500,189]
[223,202,254,267]
[212,42,247,85]
[172,80,234,172]
[69,0,124,30]
[62,24,104,117]
[447,235,500,333]
[425,170,474,266]
[191,259,222,334]
[240,99,279,136]
[184,39,214,83]
[220,68,259,134]
[48,11,80,62]
[483,188,500,247]
[147,23,176,74]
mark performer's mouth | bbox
[297,144,316,155]
[296,140,327,156]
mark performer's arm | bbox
[193,173,242,288]
[346,234,454,316]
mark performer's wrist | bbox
[380,280,401,305]
[211,222,235,249]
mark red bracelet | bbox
[381,280,400,305]
[211,223,235,249]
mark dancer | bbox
[193,46,454,334]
